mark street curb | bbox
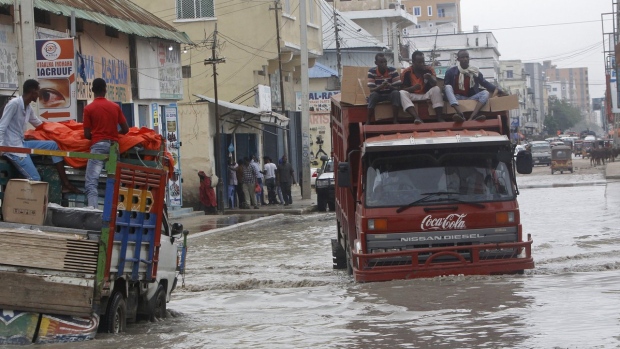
[187,214,285,239]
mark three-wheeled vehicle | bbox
[573,140,583,157]
[551,145,573,174]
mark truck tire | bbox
[317,194,327,212]
[332,238,346,269]
[149,285,167,321]
[103,292,127,333]
[327,200,335,212]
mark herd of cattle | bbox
[583,147,620,166]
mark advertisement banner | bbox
[0,24,18,90]
[35,38,76,121]
[295,91,337,163]
[164,105,181,207]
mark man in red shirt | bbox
[83,78,129,208]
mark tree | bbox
[544,98,583,134]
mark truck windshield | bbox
[365,153,515,208]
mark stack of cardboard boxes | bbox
[339,66,518,122]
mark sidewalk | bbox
[169,185,319,235]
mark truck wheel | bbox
[327,200,335,212]
[103,292,126,333]
[317,194,326,212]
[149,285,167,321]
[332,238,346,269]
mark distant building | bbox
[543,61,590,114]
[500,60,531,137]
[404,0,461,33]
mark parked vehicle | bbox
[315,155,335,212]
[528,141,552,166]
[550,145,573,174]
[310,167,318,187]
[573,140,583,157]
[0,144,188,344]
[329,94,534,282]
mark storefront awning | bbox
[194,94,289,128]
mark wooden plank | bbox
[0,270,94,317]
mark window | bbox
[283,0,291,14]
[182,65,191,78]
[105,26,119,38]
[413,6,421,16]
[438,8,445,17]
[427,6,433,16]
[176,0,214,19]
[34,9,50,25]
[506,70,513,79]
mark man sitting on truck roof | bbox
[367,53,402,123]
[444,50,507,122]
[399,51,445,124]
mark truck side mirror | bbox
[516,151,533,174]
[171,222,184,236]
[337,162,351,187]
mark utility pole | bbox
[204,24,226,213]
[299,0,310,199]
[271,0,288,158]
[333,4,342,79]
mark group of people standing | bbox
[367,49,507,124]
[227,154,296,209]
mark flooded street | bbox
[31,170,620,349]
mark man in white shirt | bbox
[0,79,80,194]
[263,156,278,204]
[250,155,266,205]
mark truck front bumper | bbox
[351,234,534,282]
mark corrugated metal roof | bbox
[0,0,11,5]
[34,0,193,44]
[194,94,289,128]
[309,62,338,78]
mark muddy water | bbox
[31,181,620,349]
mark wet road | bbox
[32,173,620,349]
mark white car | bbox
[310,167,318,187]
[514,144,526,157]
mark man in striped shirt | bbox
[367,53,401,123]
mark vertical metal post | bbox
[300,0,310,199]
[274,0,288,158]
[212,25,224,213]
[333,4,342,80]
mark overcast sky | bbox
[460,0,612,99]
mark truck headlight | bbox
[316,179,329,188]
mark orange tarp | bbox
[24,120,174,170]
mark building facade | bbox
[132,0,323,209]
[543,60,590,114]
[404,0,461,33]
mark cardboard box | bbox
[490,95,519,112]
[340,66,371,105]
[2,179,49,225]
[375,102,436,122]
[445,99,491,114]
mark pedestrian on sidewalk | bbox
[227,159,238,208]
[276,154,296,205]
[235,158,246,208]
[242,157,260,209]
[263,156,278,204]
[250,155,266,205]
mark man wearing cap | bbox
[83,78,129,208]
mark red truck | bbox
[330,95,535,282]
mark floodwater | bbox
[24,175,620,348]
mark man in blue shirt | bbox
[0,79,80,193]
[367,53,402,123]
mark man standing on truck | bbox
[0,79,81,194]
[367,53,401,123]
[83,78,129,208]
[444,50,507,122]
[399,51,445,124]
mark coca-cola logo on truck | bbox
[421,214,467,231]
